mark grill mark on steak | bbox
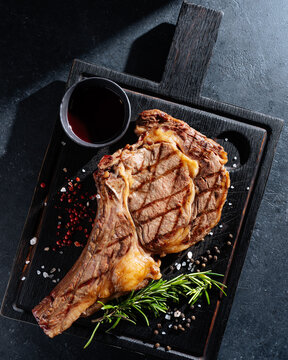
[154,166,181,240]
[132,184,191,214]
[137,205,182,225]
[132,151,174,176]
[137,143,163,210]
[131,164,180,193]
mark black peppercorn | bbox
[166,346,172,351]
[191,315,196,320]
[154,343,160,349]
[154,330,159,335]
[157,323,162,329]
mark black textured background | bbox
[0,1,287,359]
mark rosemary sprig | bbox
[84,271,226,348]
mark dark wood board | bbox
[1,2,283,360]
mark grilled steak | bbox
[33,109,230,337]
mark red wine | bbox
[68,85,125,143]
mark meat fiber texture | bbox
[33,109,230,338]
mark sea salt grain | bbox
[41,265,45,269]
[81,169,86,173]
[232,164,237,168]
[37,270,41,275]
[25,260,30,264]
[176,264,181,271]
[60,187,66,192]
[246,186,250,190]
[165,314,171,320]
[52,280,57,283]
[161,331,166,335]
[182,262,186,267]
[174,310,181,318]
[224,138,228,142]
[219,224,223,228]
[233,156,238,160]
[228,202,232,206]
[96,194,101,199]
[43,272,49,278]
[230,185,234,189]
[44,247,50,251]
[50,268,56,274]
[61,141,66,146]
[21,276,26,281]
[30,237,37,245]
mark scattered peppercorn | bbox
[227,241,232,246]
[154,343,160,349]
[154,330,159,335]
[173,325,178,330]
[186,323,190,328]
[191,315,196,320]
[195,260,200,265]
[201,263,206,268]
[166,346,171,351]
[157,323,162,329]
[213,255,218,261]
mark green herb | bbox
[84,271,226,349]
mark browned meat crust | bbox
[32,109,229,337]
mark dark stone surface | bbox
[0,1,287,359]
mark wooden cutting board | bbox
[1,2,283,360]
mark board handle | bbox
[160,2,223,101]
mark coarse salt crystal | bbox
[96,194,101,199]
[21,276,26,281]
[161,331,166,335]
[43,272,49,278]
[59,251,63,254]
[176,264,181,271]
[50,268,56,273]
[165,314,171,320]
[224,138,228,142]
[61,141,66,146]
[228,202,232,206]
[233,156,238,160]
[41,265,45,269]
[44,247,50,251]
[37,270,41,275]
[168,324,172,328]
[219,224,223,228]
[232,164,237,168]
[30,237,37,245]
[197,304,201,308]
[187,251,192,259]
[58,268,61,272]
[246,186,250,190]
[86,202,90,207]
[25,260,30,264]
[174,310,181,318]
[81,169,86,173]
[44,202,47,207]
[52,279,57,283]
[60,187,66,192]
[209,232,213,236]
[182,262,186,267]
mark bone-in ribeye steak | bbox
[33,109,230,337]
